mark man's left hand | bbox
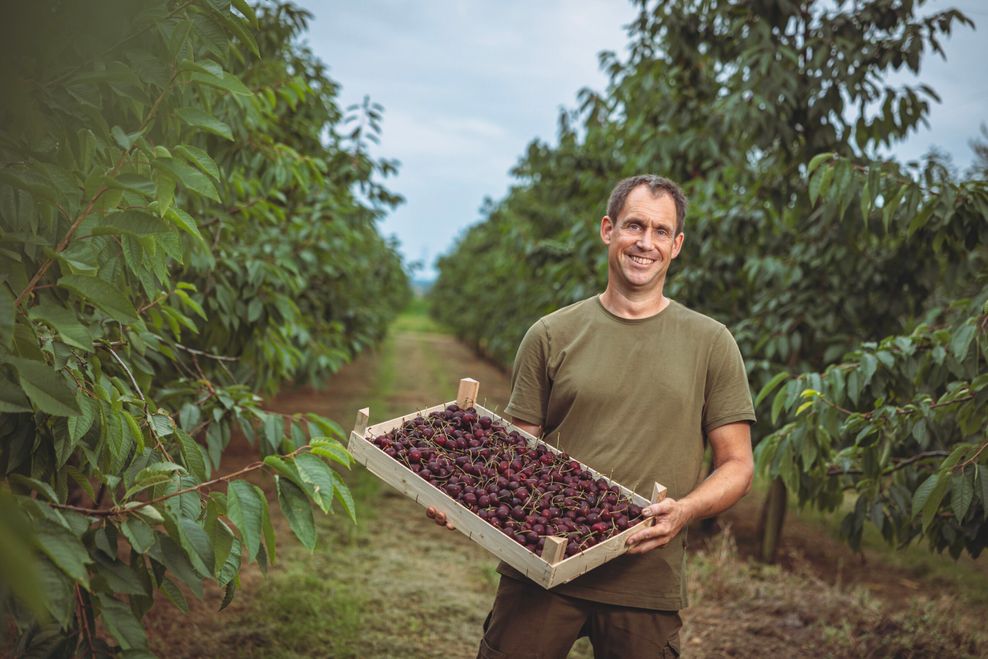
[625,497,693,554]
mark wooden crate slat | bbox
[348,391,663,590]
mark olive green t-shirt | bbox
[499,296,755,610]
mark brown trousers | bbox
[478,575,681,659]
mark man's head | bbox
[599,175,687,298]
[606,175,687,236]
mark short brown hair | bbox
[606,175,687,235]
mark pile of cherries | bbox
[371,404,644,558]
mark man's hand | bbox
[625,497,693,554]
[425,506,455,530]
[626,422,753,555]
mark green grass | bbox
[390,294,450,334]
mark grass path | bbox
[146,303,988,658]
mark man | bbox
[432,175,755,658]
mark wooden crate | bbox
[347,378,666,590]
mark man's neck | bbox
[598,286,671,319]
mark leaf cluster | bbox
[0,1,407,655]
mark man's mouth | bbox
[627,254,655,266]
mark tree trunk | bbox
[756,477,787,563]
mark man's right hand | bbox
[426,506,455,530]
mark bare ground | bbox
[146,322,988,658]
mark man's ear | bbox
[600,216,614,245]
[671,232,685,259]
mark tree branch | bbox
[48,445,310,518]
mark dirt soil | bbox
[146,323,987,658]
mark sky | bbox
[297,1,987,281]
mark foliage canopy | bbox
[0,1,408,654]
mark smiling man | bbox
[473,174,757,658]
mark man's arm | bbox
[625,421,753,554]
[509,416,541,439]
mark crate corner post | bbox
[651,482,668,504]
[352,407,369,436]
[457,377,480,409]
[541,536,566,565]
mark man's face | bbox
[600,186,684,294]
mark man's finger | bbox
[426,507,436,519]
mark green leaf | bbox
[8,474,59,503]
[259,488,276,566]
[263,454,306,490]
[0,286,14,349]
[330,470,356,523]
[59,274,139,324]
[154,157,221,202]
[951,470,975,521]
[922,475,950,532]
[121,517,156,554]
[176,429,208,482]
[859,353,878,387]
[209,7,260,57]
[122,410,145,454]
[310,438,352,469]
[5,356,81,416]
[160,577,189,613]
[232,0,257,25]
[35,519,91,587]
[174,144,221,181]
[0,371,32,413]
[153,535,203,598]
[124,463,184,499]
[175,107,233,141]
[770,386,788,425]
[226,480,263,562]
[755,371,789,408]
[111,125,133,150]
[104,409,129,473]
[294,453,336,512]
[912,473,940,518]
[979,465,988,521]
[95,560,147,596]
[276,476,316,550]
[29,301,93,351]
[98,594,148,650]
[209,520,235,578]
[807,152,834,175]
[179,518,215,579]
[165,207,207,245]
[189,69,252,97]
[219,579,237,611]
[97,209,171,237]
[950,321,977,362]
[35,557,75,627]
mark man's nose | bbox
[637,230,653,249]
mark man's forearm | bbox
[678,456,753,523]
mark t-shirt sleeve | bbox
[504,320,550,426]
[703,326,757,433]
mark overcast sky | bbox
[297,1,987,280]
